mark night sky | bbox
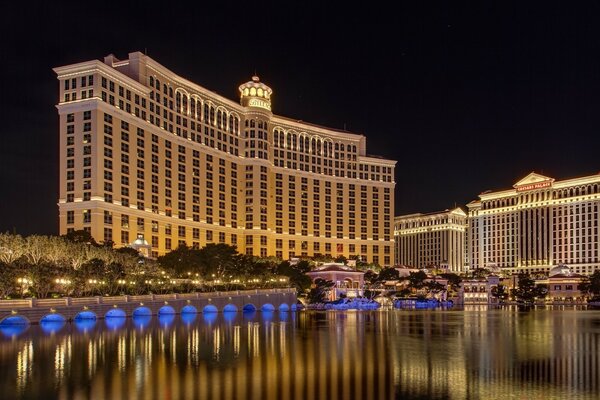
[2,2,600,235]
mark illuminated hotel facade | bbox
[467,172,600,275]
[54,52,396,263]
[394,208,467,272]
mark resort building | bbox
[306,263,365,300]
[467,172,600,275]
[54,52,396,263]
[536,265,587,303]
[458,275,500,305]
[394,208,467,272]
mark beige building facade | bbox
[394,208,467,272]
[54,52,396,264]
[467,172,600,275]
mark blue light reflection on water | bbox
[0,323,29,338]
[181,312,197,325]
[261,310,274,322]
[202,311,218,325]
[40,321,65,335]
[74,318,96,333]
[104,316,126,330]
[158,313,175,328]
[132,315,152,329]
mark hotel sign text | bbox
[248,98,271,111]
[515,181,552,192]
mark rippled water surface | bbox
[1,307,600,399]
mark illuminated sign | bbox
[248,98,271,111]
[515,181,552,192]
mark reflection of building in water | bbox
[16,341,33,393]
[0,312,599,399]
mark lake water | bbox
[1,307,599,399]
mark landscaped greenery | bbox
[0,232,299,299]
[512,273,548,304]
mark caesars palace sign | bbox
[515,181,553,192]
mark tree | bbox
[364,270,379,285]
[116,246,143,258]
[26,262,59,298]
[376,267,400,283]
[491,284,509,303]
[198,243,240,280]
[440,273,462,293]
[579,270,600,300]
[307,278,335,304]
[334,255,347,264]
[512,274,547,304]
[63,230,98,246]
[157,245,203,276]
[0,261,19,298]
[0,233,25,264]
[407,271,428,290]
[426,280,446,296]
[276,260,312,292]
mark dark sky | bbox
[2,2,600,235]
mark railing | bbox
[0,288,296,309]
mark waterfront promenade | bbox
[0,288,297,324]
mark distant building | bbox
[467,172,600,275]
[306,263,365,300]
[459,275,500,305]
[394,208,467,272]
[537,265,587,302]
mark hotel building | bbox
[54,52,396,263]
[467,172,600,275]
[394,208,467,272]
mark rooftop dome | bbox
[549,264,572,277]
[239,75,273,111]
[132,234,149,247]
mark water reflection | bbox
[0,309,598,399]
[132,315,152,330]
[40,320,65,335]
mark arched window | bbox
[163,84,168,94]
[182,96,187,114]
[169,87,173,98]
[176,92,181,111]
[190,99,196,117]
[155,79,160,90]
[229,116,234,133]
[217,110,222,128]
[203,104,209,122]
[149,76,154,87]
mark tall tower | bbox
[238,76,274,256]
